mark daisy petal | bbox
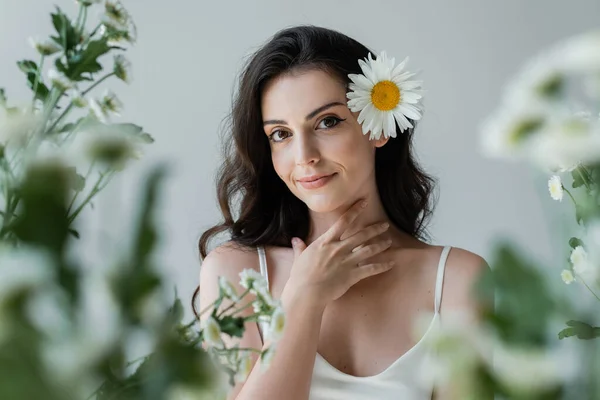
[398,103,422,120]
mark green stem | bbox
[67,170,114,224]
[75,5,84,30]
[67,160,95,214]
[80,7,88,34]
[217,288,251,317]
[230,301,255,317]
[579,276,600,302]
[83,72,115,96]
[563,186,577,207]
[45,72,115,135]
[32,55,45,106]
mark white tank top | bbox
[256,245,451,400]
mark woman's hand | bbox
[285,199,394,307]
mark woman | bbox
[195,25,489,400]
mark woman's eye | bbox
[318,116,344,129]
[269,130,291,142]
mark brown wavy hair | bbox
[192,25,438,318]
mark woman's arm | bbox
[432,248,494,400]
[198,243,325,400]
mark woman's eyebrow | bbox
[263,101,345,126]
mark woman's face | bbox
[261,69,388,212]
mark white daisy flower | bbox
[89,90,123,122]
[68,89,88,108]
[239,269,266,291]
[104,0,130,27]
[48,69,74,92]
[113,54,132,83]
[234,351,253,383]
[201,316,223,349]
[218,276,239,301]
[29,37,61,56]
[570,246,594,277]
[267,306,286,341]
[561,269,575,284]
[347,51,423,140]
[260,345,276,369]
[548,175,563,201]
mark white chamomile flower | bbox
[104,0,131,27]
[561,269,575,284]
[548,175,563,201]
[29,37,61,56]
[570,246,594,277]
[218,276,239,301]
[239,269,266,291]
[347,51,423,140]
[201,316,223,349]
[68,89,88,108]
[234,352,253,383]
[89,90,123,122]
[260,346,276,370]
[113,54,132,83]
[48,69,74,92]
[267,306,286,341]
[89,98,108,122]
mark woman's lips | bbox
[297,173,336,189]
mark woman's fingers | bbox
[343,222,389,251]
[346,240,392,265]
[322,199,367,243]
[348,261,396,286]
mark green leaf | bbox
[572,168,586,188]
[112,123,155,143]
[569,237,584,249]
[218,315,245,338]
[61,39,111,81]
[558,320,600,340]
[51,7,77,52]
[17,60,50,102]
[68,228,80,239]
[0,88,6,107]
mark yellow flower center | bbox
[371,80,401,111]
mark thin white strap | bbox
[256,246,269,342]
[257,246,269,289]
[434,246,451,314]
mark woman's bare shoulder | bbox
[440,246,491,317]
[199,241,260,282]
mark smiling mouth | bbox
[297,173,337,189]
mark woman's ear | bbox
[372,136,390,148]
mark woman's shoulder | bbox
[439,245,491,317]
[199,241,261,284]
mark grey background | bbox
[1,0,598,318]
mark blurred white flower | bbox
[267,306,285,341]
[89,91,122,122]
[68,89,88,108]
[218,276,239,301]
[0,106,41,146]
[29,37,61,56]
[548,175,564,201]
[104,0,131,27]
[48,69,74,92]
[479,101,547,160]
[260,345,276,369]
[557,31,600,74]
[570,245,598,284]
[239,268,266,291]
[234,351,253,383]
[113,54,131,83]
[0,245,54,304]
[202,316,223,349]
[561,269,575,284]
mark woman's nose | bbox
[294,132,320,166]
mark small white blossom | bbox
[260,345,276,369]
[548,175,563,201]
[68,89,88,108]
[104,0,131,27]
[218,276,239,301]
[89,90,123,122]
[113,54,131,83]
[267,306,286,341]
[201,316,223,349]
[234,351,253,383]
[570,245,596,282]
[29,37,61,56]
[239,269,266,291]
[48,69,74,91]
[561,269,575,284]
